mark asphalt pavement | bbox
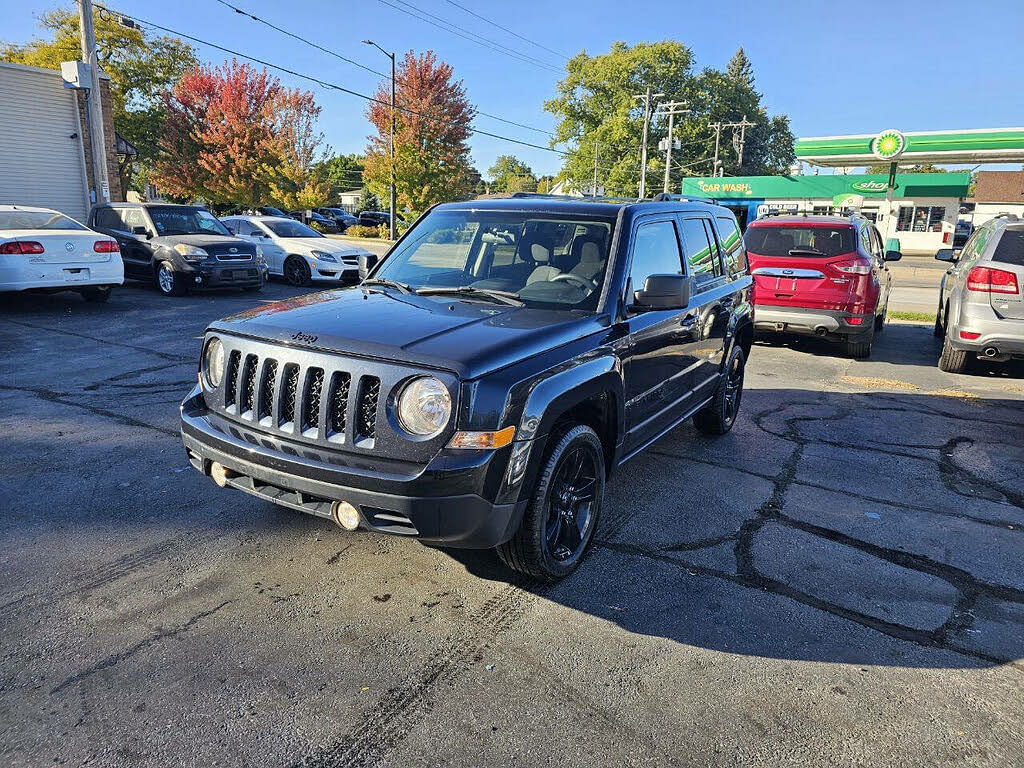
[1,280,1022,768]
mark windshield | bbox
[0,210,86,231]
[266,219,323,238]
[149,207,231,237]
[745,225,855,257]
[373,209,615,309]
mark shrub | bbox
[345,225,379,238]
[310,221,331,234]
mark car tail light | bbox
[833,259,872,275]
[0,240,44,255]
[959,330,981,340]
[845,317,865,325]
[967,266,1019,294]
[93,239,119,253]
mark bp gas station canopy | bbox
[794,127,1024,167]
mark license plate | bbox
[64,268,90,282]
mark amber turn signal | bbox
[448,425,516,450]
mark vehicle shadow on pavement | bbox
[756,322,1024,378]
[444,387,1024,670]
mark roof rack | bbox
[650,193,713,204]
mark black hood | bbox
[152,233,256,254]
[208,286,606,379]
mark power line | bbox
[95,4,568,158]
[376,0,563,74]
[441,0,570,61]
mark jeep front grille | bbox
[207,338,455,459]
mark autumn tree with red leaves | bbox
[364,51,475,218]
[154,60,328,208]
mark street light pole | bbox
[633,88,663,199]
[363,40,397,240]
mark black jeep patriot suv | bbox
[90,202,266,296]
[180,197,753,578]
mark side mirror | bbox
[884,249,902,262]
[632,274,691,311]
[935,248,957,263]
[132,225,151,238]
[358,252,380,279]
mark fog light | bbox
[331,500,360,531]
[210,461,232,487]
[194,275,202,284]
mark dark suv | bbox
[90,202,266,296]
[180,197,753,578]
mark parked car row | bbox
[1,202,373,299]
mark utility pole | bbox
[363,40,397,239]
[729,115,756,168]
[592,141,599,197]
[77,0,109,205]
[656,101,689,193]
[633,87,664,198]
[710,122,723,177]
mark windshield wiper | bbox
[416,286,523,306]
[361,278,416,294]
[788,247,826,257]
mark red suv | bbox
[743,214,901,358]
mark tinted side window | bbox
[715,216,747,275]
[628,220,683,292]
[679,217,721,285]
[95,208,121,230]
[992,229,1024,266]
[120,208,148,232]
[222,219,239,234]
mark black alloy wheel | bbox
[694,345,746,435]
[497,424,605,580]
[284,255,312,287]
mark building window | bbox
[897,205,945,232]
[812,205,834,216]
[860,210,878,223]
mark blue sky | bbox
[3,0,1023,179]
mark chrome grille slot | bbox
[356,375,380,443]
[327,371,351,440]
[224,350,241,408]
[240,354,258,416]
[279,364,300,427]
[258,359,277,421]
[302,368,325,435]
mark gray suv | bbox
[934,213,1024,372]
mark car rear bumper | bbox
[753,305,873,337]
[947,302,1024,357]
[179,387,523,548]
[0,261,124,292]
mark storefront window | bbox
[812,206,834,216]
[896,206,945,233]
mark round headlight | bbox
[397,376,451,437]
[203,337,224,389]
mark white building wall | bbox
[970,202,1024,226]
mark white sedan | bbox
[0,205,124,302]
[221,215,372,287]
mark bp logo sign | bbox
[871,129,906,161]
[851,180,889,194]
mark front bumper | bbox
[0,260,124,292]
[754,305,873,338]
[180,388,524,548]
[189,262,266,288]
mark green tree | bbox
[488,155,537,193]
[317,153,366,196]
[364,51,475,218]
[1,8,197,193]
[357,187,381,212]
[545,42,794,195]
[866,162,948,174]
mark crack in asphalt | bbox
[0,317,191,362]
[49,600,233,694]
[600,398,1024,670]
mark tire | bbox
[844,325,874,359]
[694,345,746,435]
[284,255,312,287]
[496,424,604,580]
[934,300,945,338]
[156,261,186,296]
[874,301,887,331]
[80,286,112,303]
[938,334,969,374]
